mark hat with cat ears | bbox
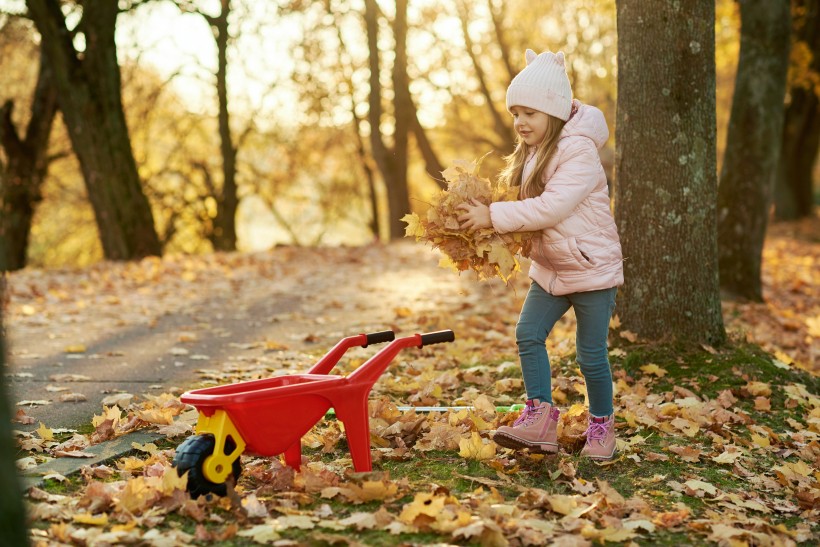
[506,48,572,121]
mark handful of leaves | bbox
[402,155,537,284]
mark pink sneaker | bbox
[493,400,560,454]
[580,414,616,460]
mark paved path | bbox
[6,243,512,430]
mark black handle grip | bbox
[364,330,395,347]
[419,330,455,346]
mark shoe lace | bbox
[585,419,610,441]
[513,400,542,427]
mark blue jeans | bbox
[516,282,617,417]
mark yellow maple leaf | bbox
[131,442,159,455]
[36,422,54,441]
[160,466,188,494]
[545,494,579,516]
[72,513,109,526]
[117,477,155,514]
[399,493,446,524]
[347,480,399,503]
[745,381,772,396]
[64,344,87,354]
[640,364,667,377]
[401,213,425,239]
[487,243,517,281]
[458,432,496,460]
[92,405,122,429]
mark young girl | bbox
[457,48,623,460]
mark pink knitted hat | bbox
[506,49,573,121]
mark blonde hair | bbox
[499,114,566,199]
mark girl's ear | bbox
[525,49,537,64]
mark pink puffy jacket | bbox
[489,100,624,296]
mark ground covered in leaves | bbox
[7,216,820,546]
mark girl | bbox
[457,49,624,460]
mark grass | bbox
[27,340,819,545]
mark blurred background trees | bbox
[717,0,791,302]
[0,0,625,266]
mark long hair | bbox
[498,115,566,199]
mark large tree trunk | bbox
[614,0,726,345]
[717,0,791,301]
[0,276,30,545]
[774,0,820,220]
[0,51,58,271]
[26,0,161,260]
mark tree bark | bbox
[364,0,412,240]
[774,0,820,220]
[26,0,161,260]
[208,0,238,251]
[0,276,30,545]
[389,0,413,240]
[717,0,791,301]
[614,0,726,345]
[0,50,58,271]
[327,8,382,238]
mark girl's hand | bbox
[457,199,492,230]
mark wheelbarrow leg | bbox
[283,441,302,471]
[333,397,373,472]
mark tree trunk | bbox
[26,0,161,260]
[0,276,30,545]
[774,0,820,220]
[717,0,791,301]
[327,8,382,239]
[209,0,238,251]
[388,0,413,240]
[364,0,412,240]
[614,0,726,345]
[0,50,58,271]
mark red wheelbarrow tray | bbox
[179,330,455,473]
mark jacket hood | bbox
[561,100,609,150]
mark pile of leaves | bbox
[403,156,537,284]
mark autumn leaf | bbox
[72,513,109,526]
[458,432,497,460]
[36,422,54,441]
[401,155,537,285]
[640,363,667,377]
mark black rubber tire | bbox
[172,434,242,499]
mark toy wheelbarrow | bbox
[172,329,455,497]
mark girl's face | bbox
[511,106,550,147]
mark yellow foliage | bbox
[403,155,537,284]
